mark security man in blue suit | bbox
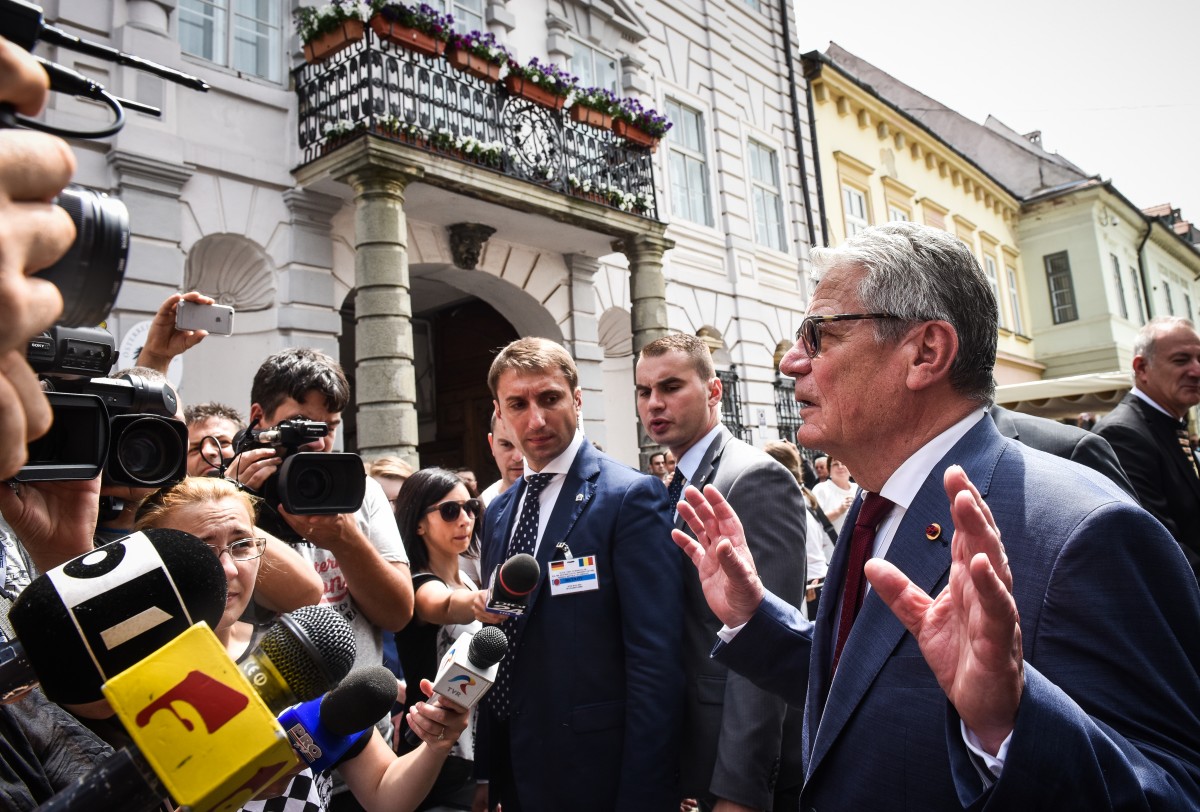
[473,337,684,812]
[673,222,1200,810]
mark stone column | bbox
[621,233,674,354]
[565,253,604,445]
[619,232,673,463]
[337,166,423,464]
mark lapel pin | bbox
[925,523,942,541]
[575,493,584,502]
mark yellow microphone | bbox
[102,623,297,812]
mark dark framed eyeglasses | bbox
[796,313,901,358]
[208,536,267,562]
[424,498,483,522]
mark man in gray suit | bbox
[636,334,806,812]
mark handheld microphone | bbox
[239,604,357,713]
[485,553,540,617]
[103,623,299,812]
[279,666,397,772]
[6,529,227,703]
[402,626,508,748]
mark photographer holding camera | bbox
[235,348,414,678]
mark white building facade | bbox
[40,0,817,477]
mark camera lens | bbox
[114,417,185,486]
[37,187,130,328]
[295,466,334,502]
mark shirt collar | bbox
[523,429,585,479]
[1131,386,1180,420]
[678,423,724,482]
[877,409,986,510]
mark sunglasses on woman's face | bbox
[424,498,483,522]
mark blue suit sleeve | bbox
[946,501,1200,809]
[713,590,813,708]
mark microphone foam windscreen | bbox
[467,625,509,669]
[261,605,356,701]
[320,666,398,737]
[8,529,226,704]
[499,553,540,594]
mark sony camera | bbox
[18,326,188,487]
[233,419,366,522]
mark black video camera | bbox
[17,326,188,487]
[233,419,366,524]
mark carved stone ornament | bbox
[183,234,278,311]
[448,223,497,270]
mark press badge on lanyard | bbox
[548,542,599,595]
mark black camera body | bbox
[18,326,188,487]
[233,419,366,522]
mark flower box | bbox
[503,76,567,111]
[612,118,659,151]
[569,105,613,130]
[370,14,446,58]
[303,19,365,64]
[446,48,502,82]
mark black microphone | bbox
[280,666,397,771]
[402,626,508,748]
[240,604,358,712]
[6,529,227,704]
[485,553,540,617]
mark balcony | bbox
[294,30,660,220]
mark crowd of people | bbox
[1,31,1199,812]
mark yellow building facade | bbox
[802,52,1043,386]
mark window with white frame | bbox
[1006,265,1024,335]
[887,205,910,222]
[748,141,786,251]
[666,99,713,227]
[570,39,619,94]
[1129,267,1146,324]
[842,185,868,236]
[1044,251,1078,324]
[1186,292,1195,322]
[1110,254,1128,320]
[180,0,282,82]
[1163,280,1175,315]
[984,255,1005,328]
[430,0,483,33]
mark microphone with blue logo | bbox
[402,626,508,748]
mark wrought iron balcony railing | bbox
[295,32,660,219]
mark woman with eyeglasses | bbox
[392,467,484,810]
[811,457,860,542]
[134,477,470,812]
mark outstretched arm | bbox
[865,464,1023,754]
[135,290,215,373]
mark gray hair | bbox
[1134,316,1197,363]
[809,222,997,403]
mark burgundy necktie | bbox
[831,491,894,676]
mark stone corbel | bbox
[448,223,497,270]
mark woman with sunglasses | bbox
[134,477,469,812]
[393,468,484,810]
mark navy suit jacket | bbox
[476,440,684,812]
[716,416,1200,809]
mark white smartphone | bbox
[176,301,235,335]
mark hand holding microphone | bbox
[403,625,508,748]
[484,552,540,617]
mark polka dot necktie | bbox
[667,470,686,510]
[488,472,553,719]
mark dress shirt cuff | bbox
[716,622,748,644]
[961,720,1011,778]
